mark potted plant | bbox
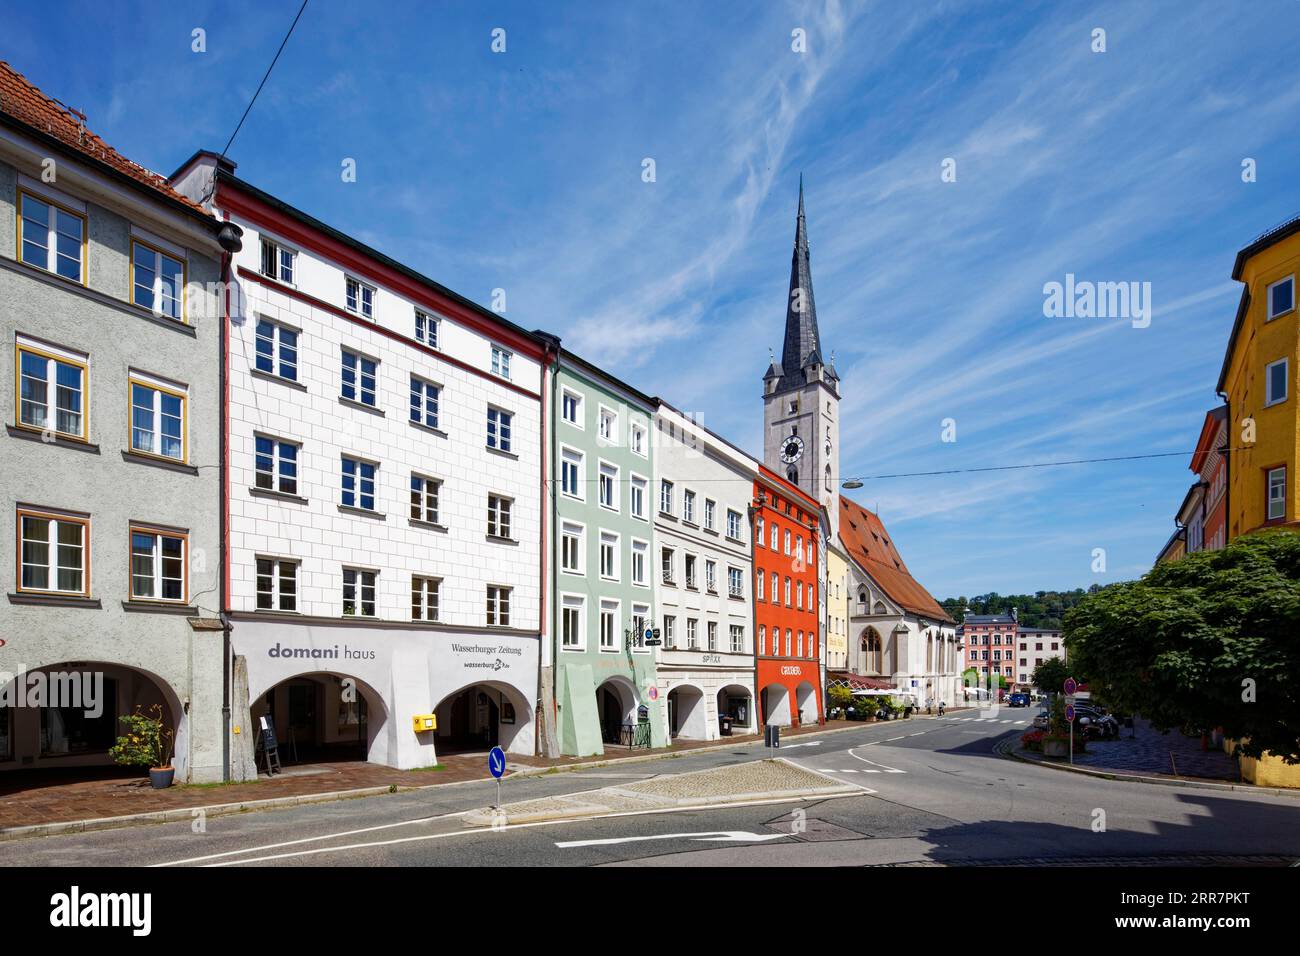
[110,703,175,788]
[1040,696,1085,758]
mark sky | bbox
[7,0,1300,599]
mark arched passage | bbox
[596,676,638,745]
[666,683,706,740]
[795,681,818,726]
[760,683,791,727]
[250,672,388,766]
[716,683,754,734]
[433,680,532,755]
[0,661,184,783]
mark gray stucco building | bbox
[0,62,228,782]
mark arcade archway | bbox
[596,676,638,745]
[760,683,791,727]
[251,672,387,766]
[666,683,706,739]
[432,681,532,755]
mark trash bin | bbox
[719,714,733,736]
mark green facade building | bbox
[548,352,664,756]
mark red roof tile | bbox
[839,495,954,623]
[0,60,210,217]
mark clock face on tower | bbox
[780,435,805,464]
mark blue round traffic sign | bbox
[488,745,506,779]
[1063,677,1078,695]
[1065,704,1076,722]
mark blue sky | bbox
[9,1,1300,598]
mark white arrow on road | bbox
[776,741,823,749]
[556,831,785,849]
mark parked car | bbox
[1007,693,1030,708]
[1032,709,1050,730]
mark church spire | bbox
[776,177,832,391]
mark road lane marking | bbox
[847,747,906,774]
[556,830,785,848]
[155,793,862,867]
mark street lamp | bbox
[841,479,863,489]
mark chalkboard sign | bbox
[261,725,278,752]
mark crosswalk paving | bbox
[947,717,1029,724]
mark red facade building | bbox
[753,465,822,727]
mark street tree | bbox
[1064,531,1300,762]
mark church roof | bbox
[839,496,954,624]
[772,178,837,394]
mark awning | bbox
[827,671,894,691]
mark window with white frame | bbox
[561,522,584,573]
[728,566,743,598]
[487,407,513,452]
[756,516,764,545]
[345,276,375,318]
[341,456,377,511]
[415,309,439,348]
[796,581,803,609]
[727,509,742,540]
[1266,358,1289,407]
[598,406,617,443]
[1268,275,1294,320]
[631,604,649,650]
[256,557,297,611]
[795,536,804,563]
[685,553,697,588]
[663,615,676,649]
[770,522,778,550]
[687,618,698,650]
[630,421,646,456]
[600,531,619,580]
[343,568,377,617]
[487,585,512,626]
[487,494,513,539]
[491,346,512,379]
[703,498,716,531]
[599,599,618,652]
[683,490,696,524]
[410,474,440,524]
[255,435,299,495]
[1268,466,1286,521]
[705,559,717,592]
[131,240,186,320]
[756,569,764,600]
[130,375,186,460]
[630,475,647,520]
[561,388,582,426]
[759,625,767,656]
[771,571,778,599]
[631,540,648,586]
[660,479,674,515]
[341,349,378,407]
[18,191,84,282]
[562,594,585,649]
[599,462,618,510]
[785,629,792,656]
[412,576,441,621]
[16,339,86,439]
[707,621,718,651]
[561,447,584,498]
[784,529,791,555]
[730,624,744,653]
[259,236,295,284]
[255,318,298,381]
[797,631,804,657]
[129,527,186,602]
[784,577,792,605]
[661,547,675,584]
[409,375,440,429]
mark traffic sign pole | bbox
[488,745,506,809]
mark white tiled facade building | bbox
[653,403,759,741]
[173,153,550,772]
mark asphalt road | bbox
[6,712,1300,867]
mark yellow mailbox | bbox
[412,713,437,733]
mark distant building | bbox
[1017,627,1067,691]
[960,611,1018,688]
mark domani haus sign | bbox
[233,622,539,771]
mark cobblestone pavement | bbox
[614,758,838,800]
[1022,717,1240,781]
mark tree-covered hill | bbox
[939,587,1104,629]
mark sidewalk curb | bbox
[0,715,946,843]
[994,738,1300,799]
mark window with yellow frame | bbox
[17,190,86,284]
[15,507,91,597]
[128,374,188,462]
[130,238,187,322]
[14,340,89,441]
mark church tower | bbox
[763,178,841,538]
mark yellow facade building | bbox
[825,540,850,671]
[1218,219,1300,536]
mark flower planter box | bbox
[1042,738,1070,758]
